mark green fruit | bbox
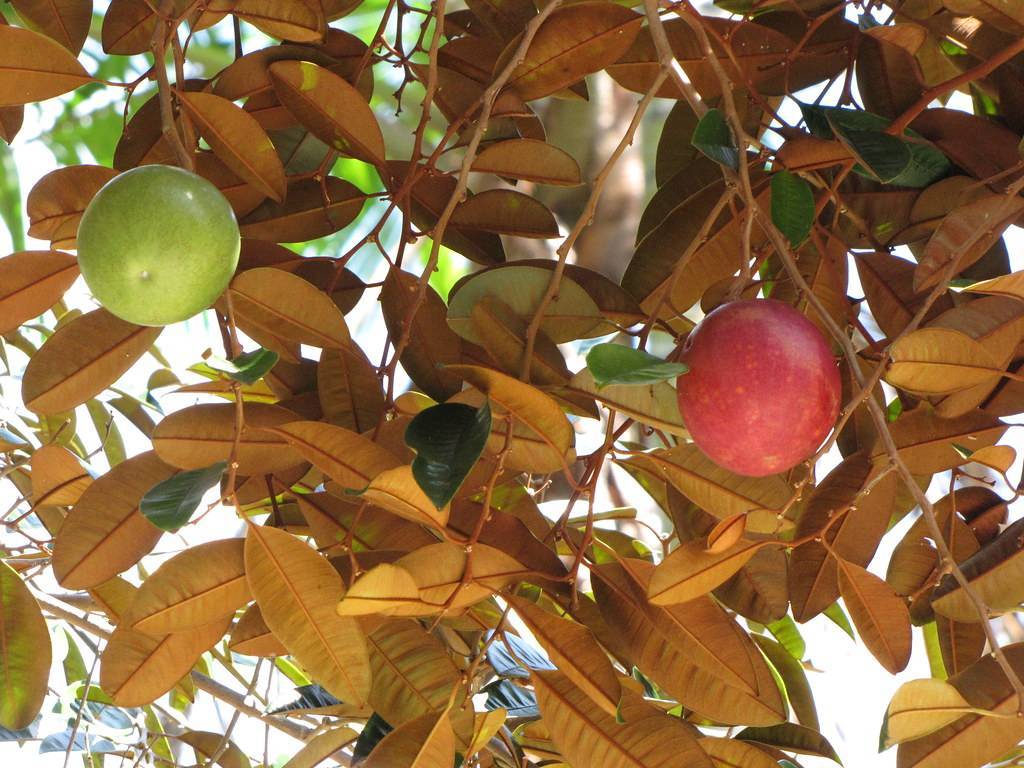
[77,165,240,326]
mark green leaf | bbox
[798,103,950,188]
[766,615,806,660]
[405,402,491,510]
[823,601,855,639]
[140,462,227,532]
[771,171,814,247]
[841,129,912,183]
[691,108,738,170]
[586,343,688,388]
[951,443,973,460]
[206,348,279,385]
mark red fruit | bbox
[675,298,841,477]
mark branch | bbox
[149,0,194,171]
[34,594,313,741]
[519,66,670,380]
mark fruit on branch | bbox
[76,165,240,326]
[675,298,841,477]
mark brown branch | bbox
[889,34,1024,133]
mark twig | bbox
[149,0,193,171]
[519,66,669,380]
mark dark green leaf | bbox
[487,633,554,679]
[839,129,911,183]
[798,103,950,188]
[353,713,392,761]
[771,171,815,247]
[691,108,738,170]
[140,462,227,532]
[206,348,280,385]
[269,684,341,714]
[483,680,539,719]
[586,343,687,387]
[405,402,491,509]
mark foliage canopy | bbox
[4,0,1024,767]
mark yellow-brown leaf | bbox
[22,309,161,415]
[244,524,371,705]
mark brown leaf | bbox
[932,517,1024,622]
[361,465,450,530]
[447,264,601,345]
[194,152,267,218]
[29,443,91,507]
[100,617,231,706]
[229,603,286,657]
[509,595,621,715]
[0,25,91,105]
[0,250,78,334]
[22,309,161,415]
[856,31,926,119]
[647,537,766,606]
[854,250,951,339]
[914,194,1024,292]
[244,524,370,705]
[230,267,351,349]
[366,620,463,727]
[897,646,1024,768]
[269,60,385,167]
[379,269,466,402]
[175,731,251,768]
[207,0,326,43]
[27,165,118,243]
[879,408,1007,475]
[886,328,1005,395]
[362,711,455,768]
[267,420,400,492]
[450,189,559,238]
[317,345,386,432]
[387,160,504,266]
[280,726,357,768]
[446,364,574,474]
[503,3,643,101]
[179,92,286,202]
[52,452,176,589]
[151,402,305,475]
[10,0,92,55]
[838,560,911,674]
[622,445,792,534]
[394,541,528,613]
[471,296,570,386]
[790,453,896,622]
[101,0,158,55]
[239,177,365,242]
[295,491,436,554]
[532,672,714,768]
[937,616,986,678]
[124,538,250,635]
[0,105,24,143]
[592,561,769,705]
[472,138,582,185]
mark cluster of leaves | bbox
[5,0,1024,767]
